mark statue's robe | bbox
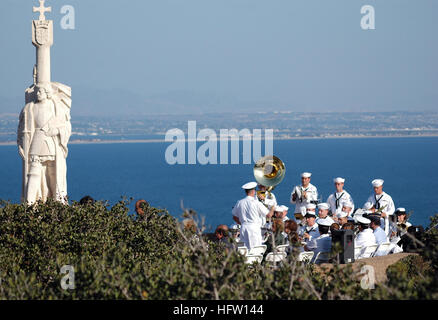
[17,82,72,203]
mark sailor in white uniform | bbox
[256,184,277,233]
[336,210,349,228]
[342,202,354,217]
[354,209,371,222]
[272,205,290,240]
[282,205,290,221]
[229,224,241,243]
[273,205,282,215]
[366,179,395,237]
[232,182,275,249]
[293,203,312,228]
[363,201,374,211]
[317,203,335,225]
[291,172,318,216]
[306,203,317,213]
[276,205,290,222]
[327,177,355,216]
[257,184,277,209]
[395,208,412,238]
[354,216,377,259]
[299,211,320,242]
[305,218,333,263]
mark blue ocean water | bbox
[1,137,437,230]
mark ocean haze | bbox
[1,0,437,116]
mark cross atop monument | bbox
[33,0,51,21]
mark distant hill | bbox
[1,87,437,118]
[0,87,296,117]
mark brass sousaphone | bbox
[253,155,286,196]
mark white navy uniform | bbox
[299,223,320,242]
[291,184,318,214]
[317,216,335,226]
[355,229,377,258]
[306,234,331,263]
[261,192,277,209]
[258,192,277,228]
[327,191,354,216]
[232,196,269,249]
[366,192,395,236]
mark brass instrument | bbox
[253,155,286,196]
[398,223,407,231]
[256,190,267,197]
[374,204,387,215]
[254,156,285,230]
[396,211,412,234]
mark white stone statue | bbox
[17,0,72,204]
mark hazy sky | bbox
[1,0,437,114]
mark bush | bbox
[374,214,438,300]
[0,200,437,300]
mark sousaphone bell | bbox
[253,155,286,196]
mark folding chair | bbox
[358,244,378,259]
[248,245,267,256]
[390,236,401,245]
[354,246,363,260]
[298,251,314,264]
[373,242,392,257]
[237,246,248,256]
[265,252,287,266]
[275,244,289,253]
[245,254,263,264]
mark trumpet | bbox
[398,223,408,231]
[253,155,286,196]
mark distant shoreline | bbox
[1,134,438,146]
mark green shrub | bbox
[0,200,437,300]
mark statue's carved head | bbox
[36,84,53,102]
